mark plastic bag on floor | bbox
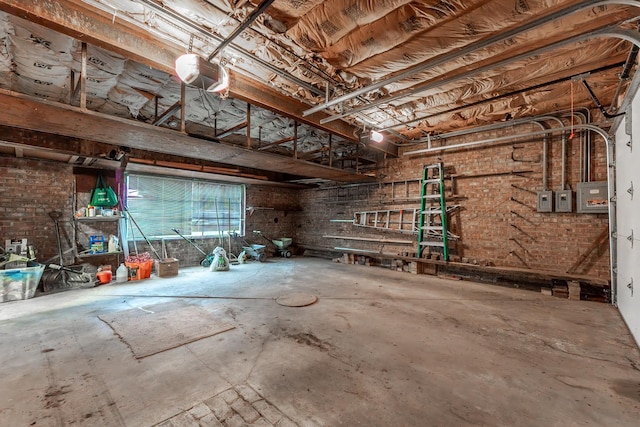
[209,247,230,272]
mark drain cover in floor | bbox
[276,292,318,307]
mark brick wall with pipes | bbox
[295,122,611,281]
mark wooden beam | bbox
[0,90,374,183]
[566,227,610,274]
[0,0,358,141]
[299,146,329,160]
[214,121,248,139]
[256,136,295,151]
[152,101,182,126]
[0,125,302,182]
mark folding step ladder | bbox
[417,163,449,260]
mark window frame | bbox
[124,172,246,241]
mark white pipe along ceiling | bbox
[0,0,638,183]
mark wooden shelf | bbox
[74,215,123,222]
[77,251,123,259]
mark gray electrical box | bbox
[537,190,553,212]
[555,190,573,213]
[577,181,608,213]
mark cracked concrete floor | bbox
[1,257,640,426]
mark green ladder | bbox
[417,163,449,260]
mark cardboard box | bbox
[156,258,179,277]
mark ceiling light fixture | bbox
[370,130,384,143]
[175,54,229,93]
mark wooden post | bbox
[329,134,333,167]
[180,82,186,133]
[293,121,298,159]
[80,42,87,110]
[246,103,252,149]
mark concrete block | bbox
[276,417,299,427]
[204,396,233,422]
[168,411,200,427]
[225,414,249,427]
[231,398,261,423]
[189,403,213,420]
[219,389,240,404]
[197,413,224,427]
[420,263,437,276]
[235,384,261,403]
[253,400,283,425]
[251,418,274,427]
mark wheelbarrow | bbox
[242,244,267,262]
[253,231,293,258]
[171,228,214,267]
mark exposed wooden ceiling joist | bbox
[0,125,307,183]
[0,90,374,183]
[0,0,359,142]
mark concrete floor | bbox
[1,257,639,426]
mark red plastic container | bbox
[96,269,112,284]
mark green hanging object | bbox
[90,175,118,207]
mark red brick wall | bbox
[2,124,612,281]
[0,157,75,264]
[296,123,611,280]
[0,159,301,268]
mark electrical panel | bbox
[555,190,573,213]
[577,181,608,213]
[537,191,553,212]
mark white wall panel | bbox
[615,84,640,347]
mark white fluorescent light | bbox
[175,54,229,93]
[370,130,384,143]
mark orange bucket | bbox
[125,260,152,280]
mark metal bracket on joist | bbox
[628,181,634,200]
[627,229,634,248]
[628,277,634,297]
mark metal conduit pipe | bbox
[320,26,640,125]
[532,120,550,191]
[404,124,597,155]
[207,0,276,61]
[383,118,552,147]
[610,24,640,113]
[304,0,640,117]
[543,116,566,191]
[381,65,615,133]
[388,113,568,146]
[404,123,617,303]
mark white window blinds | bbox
[126,174,245,239]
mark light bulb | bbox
[370,130,384,143]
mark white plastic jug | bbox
[116,263,128,283]
[108,235,119,253]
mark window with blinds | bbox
[125,174,245,239]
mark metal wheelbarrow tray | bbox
[271,238,293,258]
[242,244,267,262]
